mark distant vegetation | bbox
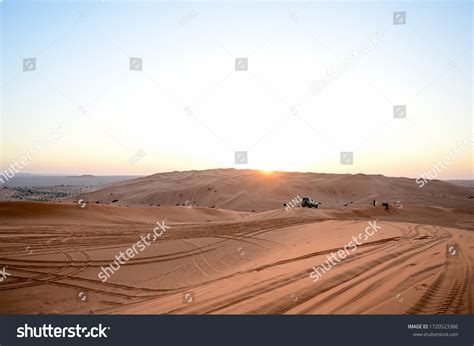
[1,187,69,202]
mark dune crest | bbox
[72,169,474,211]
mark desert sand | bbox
[0,169,473,314]
[67,169,473,211]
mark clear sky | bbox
[1,0,472,179]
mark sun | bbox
[260,169,274,176]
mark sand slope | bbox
[0,201,472,314]
[70,169,474,211]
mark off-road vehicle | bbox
[301,197,319,208]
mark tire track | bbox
[407,243,469,314]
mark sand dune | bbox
[71,169,474,211]
[0,199,472,314]
[0,201,248,224]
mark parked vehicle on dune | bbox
[301,197,319,208]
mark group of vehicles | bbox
[286,198,400,210]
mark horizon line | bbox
[2,168,473,181]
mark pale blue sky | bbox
[1,0,472,178]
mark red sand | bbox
[0,169,472,314]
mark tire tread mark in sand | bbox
[7,267,175,295]
[101,223,453,314]
[214,235,269,251]
[117,235,404,314]
[177,240,213,278]
[265,237,446,314]
[213,230,445,314]
[166,236,404,314]
[120,240,398,315]
[407,243,469,314]
[5,268,166,299]
[0,245,76,290]
[0,245,226,268]
[180,239,227,275]
[295,226,450,314]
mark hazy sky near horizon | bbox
[1,0,472,179]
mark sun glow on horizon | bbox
[259,169,274,176]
